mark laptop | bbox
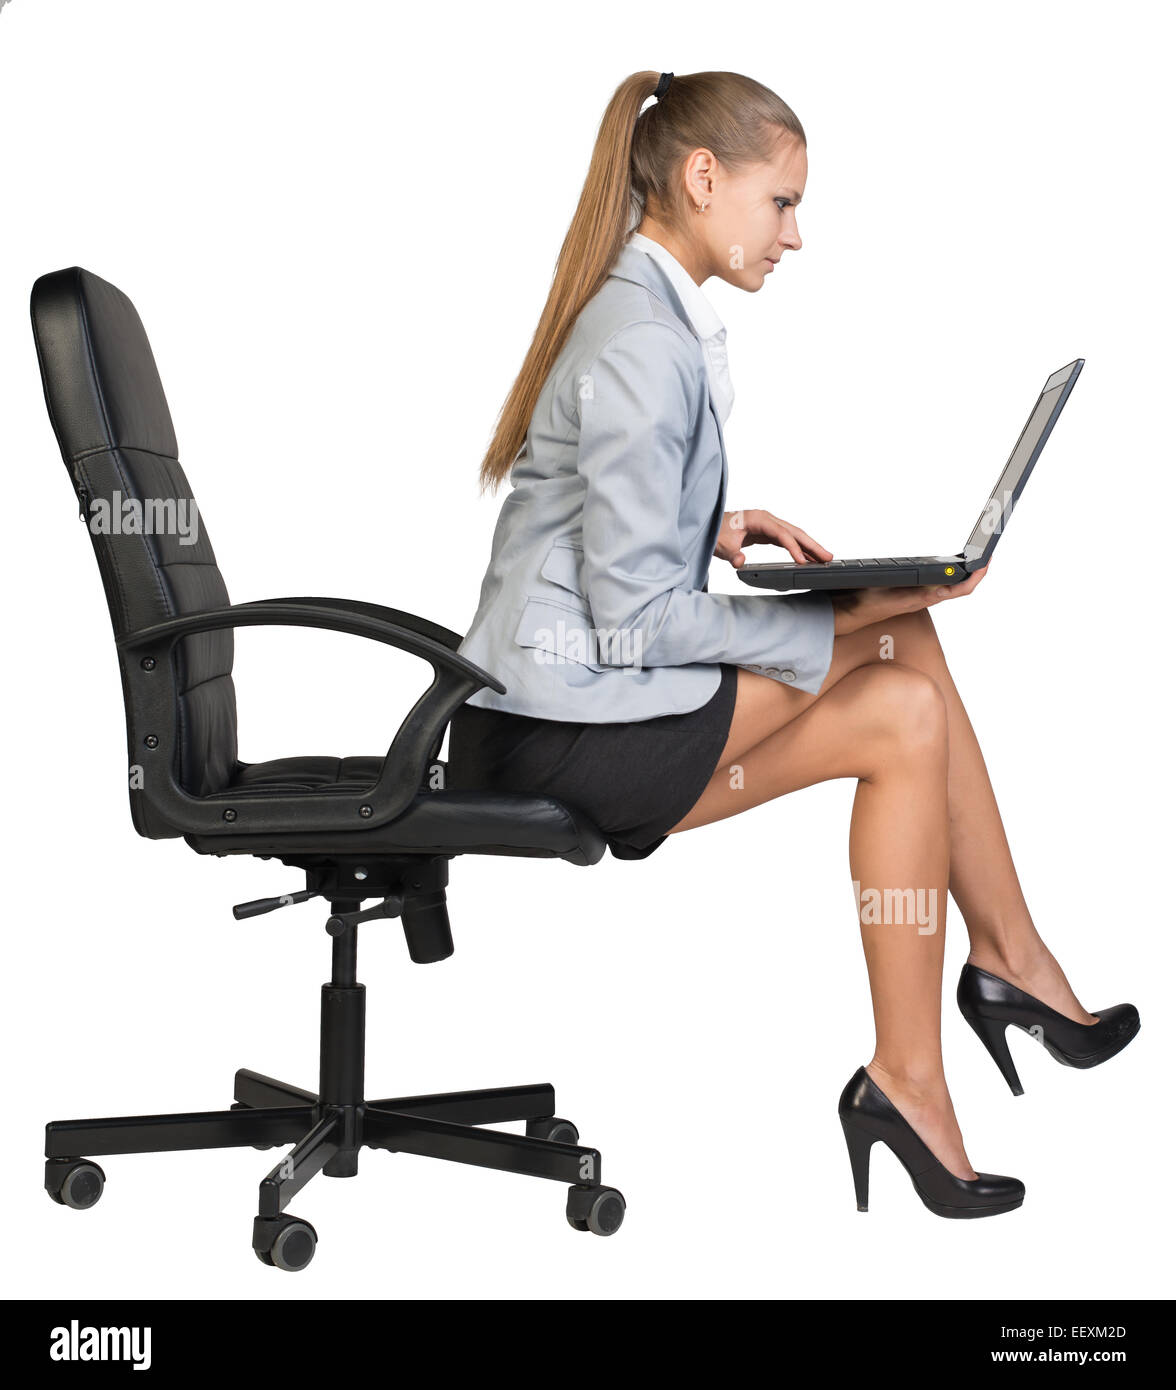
[736,359,1084,592]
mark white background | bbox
[1,0,1172,1300]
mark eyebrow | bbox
[777,190,803,203]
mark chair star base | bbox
[43,912,625,1268]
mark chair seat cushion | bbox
[182,755,606,864]
[228,755,393,796]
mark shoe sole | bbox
[916,1189,1025,1219]
[1034,1016,1141,1070]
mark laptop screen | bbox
[962,360,1084,565]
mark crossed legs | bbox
[668,607,1095,1179]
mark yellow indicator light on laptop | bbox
[944,566,955,576]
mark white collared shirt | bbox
[628,231,734,426]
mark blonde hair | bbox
[477,70,806,492]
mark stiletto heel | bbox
[961,1010,1024,1097]
[840,1117,874,1211]
[957,964,1140,1094]
[837,1067,1024,1219]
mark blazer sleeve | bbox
[575,320,836,695]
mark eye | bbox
[774,197,795,212]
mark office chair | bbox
[30,266,624,1271]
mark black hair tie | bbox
[654,72,673,100]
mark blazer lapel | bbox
[702,402,729,586]
[608,242,729,580]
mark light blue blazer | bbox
[457,238,835,722]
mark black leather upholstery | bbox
[30,267,606,867]
[31,267,238,802]
[189,784,606,863]
[189,757,606,863]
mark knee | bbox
[851,664,948,755]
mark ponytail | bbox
[477,70,805,492]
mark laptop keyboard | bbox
[802,557,931,568]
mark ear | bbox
[682,147,718,203]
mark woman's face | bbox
[685,132,807,290]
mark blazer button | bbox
[780,669,797,683]
[764,666,781,676]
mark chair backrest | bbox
[30,267,238,831]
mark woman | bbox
[447,69,1139,1218]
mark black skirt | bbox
[446,664,739,859]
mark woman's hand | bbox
[830,566,989,636]
[716,509,833,569]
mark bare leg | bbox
[674,609,1096,1025]
[672,662,977,1179]
[829,611,1096,1022]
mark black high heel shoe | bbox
[957,963,1140,1096]
[838,1067,1025,1219]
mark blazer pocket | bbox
[539,539,587,599]
[512,595,610,674]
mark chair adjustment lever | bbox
[232,889,321,920]
[325,896,405,935]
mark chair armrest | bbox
[119,601,501,690]
[248,596,464,652]
[115,600,505,837]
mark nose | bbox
[780,208,801,253]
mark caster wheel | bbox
[526,1116,580,1144]
[257,1215,317,1272]
[566,1185,625,1236]
[231,1100,276,1150]
[46,1159,105,1210]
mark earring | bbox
[697,200,709,213]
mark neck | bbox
[634,218,710,286]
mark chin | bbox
[723,267,763,293]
